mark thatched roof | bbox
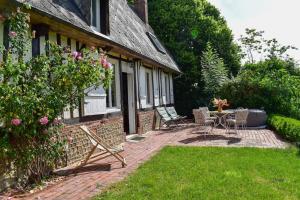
[14,0,180,73]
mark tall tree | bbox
[148,0,241,115]
[201,43,228,99]
[239,28,298,63]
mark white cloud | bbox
[208,0,300,61]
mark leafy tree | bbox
[148,0,241,115]
[239,28,264,63]
[239,28,298,63]
[201,43,228,99]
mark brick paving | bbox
[4,124,288,200]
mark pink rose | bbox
[53,118,61,126]
[9,31,17,38]
[71,51,79,58]
[100,58,107,66]
[76,55,83,60]
[107,62,113,69]
[39,116,49,125]
[11,118,21,126]
[67,136,73,144]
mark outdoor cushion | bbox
[165,107,186,120]
[156,107,172,122]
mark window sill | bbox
[143,104,153,109]
[91,27,111,39]
[106,107,121,114]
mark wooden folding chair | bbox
[74,125,127,170]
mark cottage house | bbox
[0,0,180,165]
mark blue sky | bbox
[208,0,300,61]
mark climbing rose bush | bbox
[0,6,112,184]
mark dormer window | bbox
[91,0,110,35]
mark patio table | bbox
[210,110,234,129]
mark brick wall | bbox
[62,116,125,166]
[0,116,125,192]
[137,110,155,134]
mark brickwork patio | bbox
[2,124,288,200]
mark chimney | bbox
[134,0,148,24]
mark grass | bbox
[94,147,300,200]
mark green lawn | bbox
[95,147,300,200]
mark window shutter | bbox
[100,0,110,35]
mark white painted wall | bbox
[49,32,56,42]
[84,86,107,115]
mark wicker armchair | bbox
[226,109,249,134]
[199,107,217,121]
[193,109,215,134]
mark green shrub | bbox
[220,59,300,119]
[268,114,300,142]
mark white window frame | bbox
[91,0,101,32]
[145,69,153,106]
[106,63,117,108]
[165,74,170,104]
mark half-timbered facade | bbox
[0,0,180,165]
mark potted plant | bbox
[213,98,229,113]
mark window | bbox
[91,0,101,32]
[146,72,151,104]
[165,75,169,104]
[106,64,117,108]
[146,32,166,54]
[91,0,110,35]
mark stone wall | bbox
[137,109,155,134]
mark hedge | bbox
[268,114,300,142]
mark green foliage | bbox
[239,28,298,63]
[127,0,134,4]
[268,114,300,142]
[0,8,112,184]
[201,43,228,98]
[220,59,300,119]
[148,0,241,115]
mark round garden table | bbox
[210,110,234,128]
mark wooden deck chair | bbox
[156,107,177,129]
[165,107,187,123]
[75,125,127,170]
